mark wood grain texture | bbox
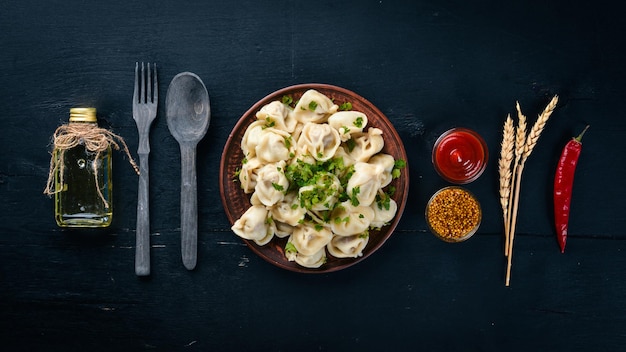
[1,0,625,350]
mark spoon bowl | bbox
[166,72,210,143]
[165,72,210,270]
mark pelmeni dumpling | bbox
[255,128,294,164]
[274,221,294,238]
[292,89,338,123]
[231,205,274,246]
[348,127,384,162]
[256,100,298,133]
[241,120,266,158]
[286,246,326,268]
[330,201,375,236]
[327,233,369,258]
[290,223,333,256]
[346,162,384,207]
[297,122,341,161]
[368,153,395,187]
[328,111,368,141]
[254,161,289,206]
[270,191,306,226]
[238,157,262,194]
[370,198,398,229]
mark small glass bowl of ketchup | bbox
[432,128,488,184]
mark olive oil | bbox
[54,108,113,227]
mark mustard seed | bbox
[426,187,481,242]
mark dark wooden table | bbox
[2,1,625,350]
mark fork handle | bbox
[135,152,151,276]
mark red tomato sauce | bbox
[432,128,488,184]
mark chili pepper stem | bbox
[574,125,590,143]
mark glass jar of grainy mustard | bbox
[425,186,481,242]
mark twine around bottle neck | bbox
[44,121,140,208]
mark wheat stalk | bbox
[504,95,558,286]
[498,114,514,255]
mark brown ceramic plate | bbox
[219,84,409,273]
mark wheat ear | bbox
[506,103,526,246]
[498,114,515,255]
[522,95,559,164]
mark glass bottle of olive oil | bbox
[54,108,113,227]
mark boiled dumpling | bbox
[286,245,326,268]
[255,128,294,164]
[346,162,384,207]
[231,205,274,246]
[254,161,289,206]
[273,221,294,239]
[330,200,375,236]
[270,191,306,226]
[328,111,368,141]
[241,120,266,158]
[327,233,369,258]
[238,157,262,194]
[290,223,333,256]
[255,100,297,133]
[292,89,338,123]
[347,127,384,162]
[370,197,397,229]
[368,153,395,187]
[296,122,341,161]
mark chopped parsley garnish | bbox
[263,117,275,129]
[376,192,391,210]
[339,102,353,111]
[353,116,364,128]
[283,158,356,212]
[350,186,360,206]
[392,159,406,179]
[285,242,297,253]
[272,183,284,191]
[283,136,292,149]
[281,95,293,105]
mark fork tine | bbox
[152,63,158,104]
[133,62,139,104]
[146,63,152,104]
[141,62,146,104]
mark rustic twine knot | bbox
[43,122,140,208]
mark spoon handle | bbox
[180,143,198,270]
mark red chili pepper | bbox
[554,125,589,253]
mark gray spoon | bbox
[165,72,210,270]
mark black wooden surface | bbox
[2,1,625,351]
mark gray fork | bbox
[133,62,157,276]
